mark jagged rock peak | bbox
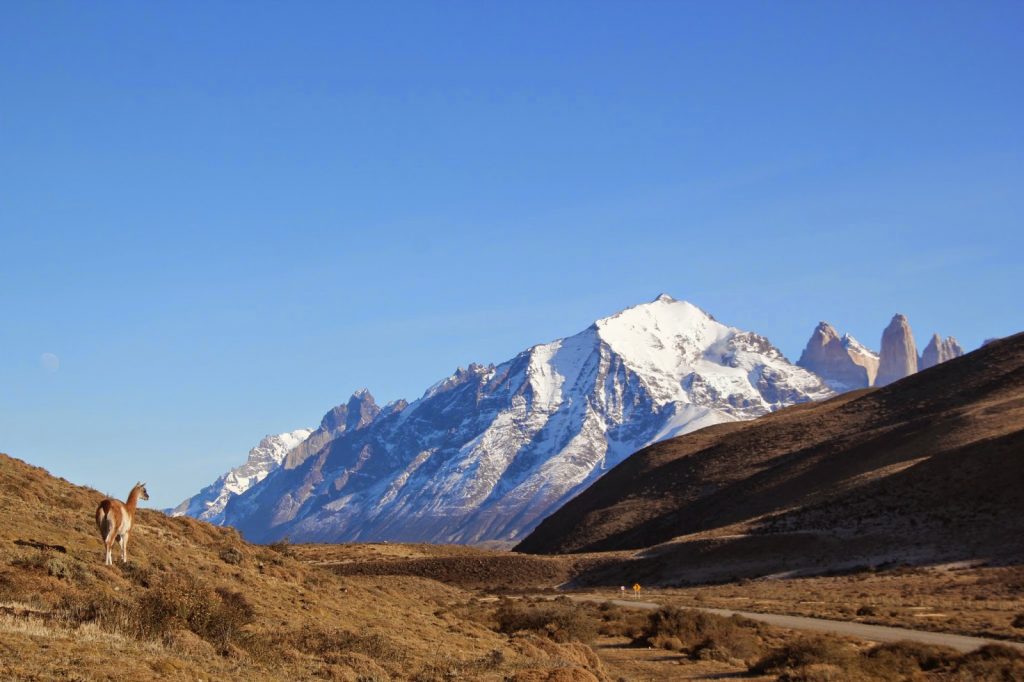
[920,333,965,370]
[797,321,878,391]
[345,389,380,431]
[876,313,919,387]
[320,403,349,431]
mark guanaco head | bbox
[137,482,150,501]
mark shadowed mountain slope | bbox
[516,333,1024,574]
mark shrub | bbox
[219,547,244,565]
[953,644,1024,680]
[595,602,648,638]
[266,539,295,558]
[637,607,763,661]
[751,636,857,675]
[494,599,598,643]
[862,641,957,677]
[59,574,255,652]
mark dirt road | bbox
[566,594,1024,654]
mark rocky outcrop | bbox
[283,390,381,470]
[797,322,879,390]
[920,334,965,370]
[876,314,919,387]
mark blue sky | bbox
[1,2,1021,509]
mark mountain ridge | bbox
[515,332,1024,583]
[217,295,832,544]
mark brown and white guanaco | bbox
[95,482,149,565]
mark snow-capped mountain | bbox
[170,428,312,524]
[221,295,833,544]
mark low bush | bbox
[636,606,763,661]
[494,598,598,643]
[953,644,1024,680]
[58,574,255,652]
[595,601,649,638]
[750,636,856,675]
[752,638,1024,681]
[862,641,958,677]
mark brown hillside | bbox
[0,454,608,681]
[516,333,1024,581]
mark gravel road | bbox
[567,594,1024,654]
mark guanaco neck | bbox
[125,486,143,514]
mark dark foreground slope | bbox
[516,333,1024,581]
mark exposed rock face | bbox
[920,334,966,370]
[797,322,879,390]
[283,390,381,470]
[876,314,919,387]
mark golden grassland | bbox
[0,454,609,681]
[3,452,1024,681]
[655,563,1024,644]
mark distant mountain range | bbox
[174,295,832,544]
[516,333,1024,584]
[172,297,980,547]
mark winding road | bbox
[564,594,1024,654]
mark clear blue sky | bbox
[2,2,1021,509]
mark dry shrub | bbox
[595,601,648,638]
[637,606,763,661]
[862,640,957,677]
[953,644,1024,680]
[266,539,296,559]
[58,574,255,652]
[494,598,598,644]
[752,638,1024,681]
[750,636,857,676]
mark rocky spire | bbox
[920,334,965,370]
[876,314,918,387]
[345,389,381,431]
[797,322,878,390]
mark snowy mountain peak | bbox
[840,333,877,359]
[170,427,313,524]
[217,295,833,545]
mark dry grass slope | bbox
[0,453,609,681]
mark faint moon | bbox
[40,353,60,373]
